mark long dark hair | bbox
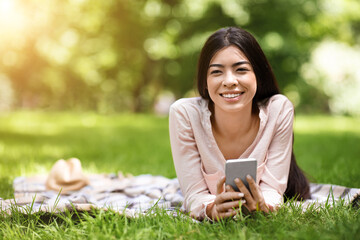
[197,27,310,200]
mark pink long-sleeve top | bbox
[169,94,293,219]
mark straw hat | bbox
[45,158,89,193]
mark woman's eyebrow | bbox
[208,63,223,68]
[208,61,250,68]
[232,61,251,67]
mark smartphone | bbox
[225,158,257,191]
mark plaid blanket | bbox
[1,173,359,217]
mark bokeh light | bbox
[0,0,359,114]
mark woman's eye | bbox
[210,70,222,75]
[237,68,248,72]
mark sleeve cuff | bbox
[262,190,283,209]
[192,199,215,221]
[203,201,215,222]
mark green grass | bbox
[0,112,174,199]
[294,115,360,186]
[1,112,360,239]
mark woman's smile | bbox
[220,91,245,101]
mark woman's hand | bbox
[206,176,245,221]
[231,175,270,213]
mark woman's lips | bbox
[220,92,244,99]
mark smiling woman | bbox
[169,27,310,221]
[206,46,258,160]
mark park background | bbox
[0,0,360,239]
[1,0,360,115]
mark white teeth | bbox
[222,93,242,98]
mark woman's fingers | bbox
[216,209,238,219]
[212,191,245,217]
[212,175,269,219]
[215,199,246,213]
[216,176,226,195]
[233,175,269,213]
[246,175,260,199]
[234,177,256,207]
[246,175,269,212]
[214,192,244,205]
[211,199,246,220]
[225,184,236,192]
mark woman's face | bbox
[206,45,257,114]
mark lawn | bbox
[0,112,359,239]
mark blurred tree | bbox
[0,0,359,113]
[300,0,360,115]
[162,0,323,107]
[160,0,360,113]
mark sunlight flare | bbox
[0,0,27,35]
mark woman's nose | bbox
[223,72,238,87]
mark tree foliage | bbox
[0,0,359,113]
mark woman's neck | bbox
[211,103,257,140]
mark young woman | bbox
[169,27,310,221]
